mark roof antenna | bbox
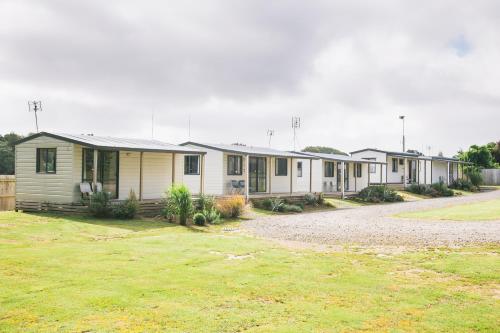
[267,129,275,147]
[28,100,42,133]
[292,116,301,151]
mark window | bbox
[355,163,362,177]
[36,148,56,173]
[275,158,288,176]
[365,158,376,173]
[324,161,334,177]
[297,161,303,177]
[392,158,398,172]
[227,155,242,175]
[399,158,404,165]
[184,155,200,175]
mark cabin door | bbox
[249,157,267,193]
[336,163,349,191]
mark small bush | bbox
[89,191,112,217]
[112,190,139,219]
[260,198,273,210]
[281,204,303,213]
[304,193,317,205]
[268,198,284,212]
[450,178,478,192]
[162,197,177,222]
[465,168,483,187]
[165,184,193,225]
[358,186,403,203]
[196,194,216,212]
[430,181,454,197]
[193,212,206,226]
[203,207,221,224]
[216,195,245,218]
[406,183,428,195]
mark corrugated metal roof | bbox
[298,152,387,164]
[350,148,421,157]
[182,142,317,158]
[16,132,204,154]
[431,156,469,163]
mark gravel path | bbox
[242,189,500,247]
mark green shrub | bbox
[260,198,273,210]
[88,191,112,217]
[450,178,478,192]
[281,204,303,213]
[465,168,483,187]
[430,181,454,197]
[304,193,317,205]
[406,183,428,195]
[268,198,284,212]
[216,195,245,218]
[165,184,193,225]
[161,197,177,222]
[196,194,216,212]
[193,212,206,226]
[112,190,139,219]
[203,207,221,224]
[358,186,403,203]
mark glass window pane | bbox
[83,149,94,182]
[46,149,56,173]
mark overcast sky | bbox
[1,0,499,156]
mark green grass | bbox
[396,199,500,221]
[1,212,499,332]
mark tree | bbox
[488,141,500,164]
[458,144,496,168]
[302,146,348,156]
[0,133,23,175]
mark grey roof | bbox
[181,142,317,159]
[350,148,421,157]
[16,132,204,154]
[297,152,387,164]
[350,148,469,163]
[431,156,470,163]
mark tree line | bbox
[0,133,23,175]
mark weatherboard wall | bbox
[15,135,76,203]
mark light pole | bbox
[399,115,405,152]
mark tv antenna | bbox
[291,116,301,151]
[267,129,275,147]
[28,101,42,133]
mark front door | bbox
[336,163,349,191]
[249,157,266,193]
[408,160,417,184]
[82,148,119,198]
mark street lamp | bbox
[399,115,405,152]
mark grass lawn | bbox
[1,212,499,332]
[396,199,500,221]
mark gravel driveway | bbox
[242,189,500,247]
